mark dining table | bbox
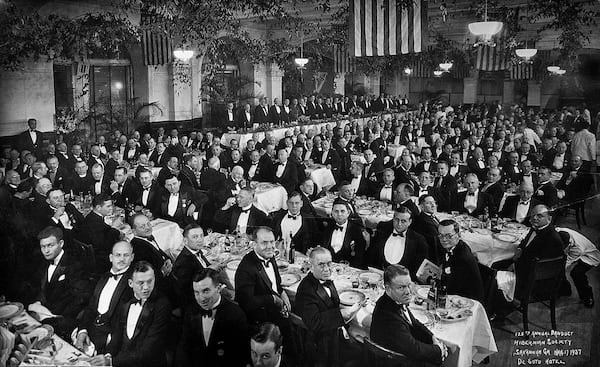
[252,182,288,214]
[304,165,336,191]
[200,235,497,367]
[311,194,394,229]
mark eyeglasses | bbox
[316,261,333,269]
[438,233,457,240]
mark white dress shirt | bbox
[126,301,143,339]
[516,200,530,223]
[379,184,393,202]
[51,206,73,229]
[141,186,151,206]
[320,280,332,298]
[384,232,406,264]
[236,205,252,233]
[168,193,179,216]
[227,111,234,121]
[202,296,221,346]
[29,130,37,144]
[276,162,286,178]
[47,250,65,282]
[350,175,362,194]
[97,269,128,314]
[94,179,103,195]
[127,149,136,159]
[321,150,329,165]
[330,221,348,253]
[464,190,479,213]
[477,159,485,169]
[281,212,302,243]
[303,149,312,162]
[248,162,258,179]
[257,253,278,293]
[521,174,533,187]
[449,165,459,177]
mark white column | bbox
[148,65,172,121]
[171,62,193,120]
[334,73,345,95]
[266,63,284,102]
[527,80,541,107]
[503,80,515,105]
[463,77,478,104]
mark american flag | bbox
[333,45,355,73]
[475,29,509,71]
[349,0,428,57]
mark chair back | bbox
[288,312,308,366]
[477,262,497,313]
[558,231,571,250]
[523,255,566,303]
[362,336,409,367]
[72,238,96,273]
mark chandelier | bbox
[173,49,195,62]
[294,32,309,69]
[433,70,444,77]
[468,0,503,47]
[546,65,560,73]
[439,62,453,71]
[514,1,537,63]
[404,67,412,75]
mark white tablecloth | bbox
[151,218,184,259]
[305,166,336,191]
[254,185,288,214]
[387,144,405,161]
[312,196,393,230]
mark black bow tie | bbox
[147,235,156,243]
[46,259,59,267]
[287,214,298,220]
[468,193,475,196]
[240,208,250,213]
[392,232,405,237]
[110,272,126,280]
[321,279,335,289]
[95,179,101,183]
[262,259,271,268]
[335,225,344,231]
[519,201,530,205]
[384,185,392,189]
[199,307,215,318]
[131,298,143,306]
[523,174,531,177]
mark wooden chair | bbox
[513,255,566,331]
[362,336,409,367]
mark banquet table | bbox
[253,183,288,214]
[304,165,336,191]
[311,195,393,229]
[386,144,405,161]
[207,241,496,367]
[150,218,185,259]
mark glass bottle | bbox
[288,231,295,264]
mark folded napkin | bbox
[496,271,516,302]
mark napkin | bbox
[496,271,516,302]
[27,302,59,321]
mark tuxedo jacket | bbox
[77,268,133,351]
[18,129,43,156]
[369,138,388,158]
[131,236,171,273]
[393,165,418,189]
[322,221,367,269]
[498,196,541,226]
[133,182,162,218]
[87,156,105,172]
[214,205,271,235]
[300,192,319,220]
[103,158,119,181]
[367,227,428,279]
[267,105,283,124]
[236,109,253,129]
[158,188,208,227]
[234,251,283,325]
[533,181,559,208]
[177,298,249,367]
[179,165,200,191]
[350,176,374,197]
[272,209,318,254]
[149,151,170,168]
[375,184,395,203]
[454,190,496,217]
[273,162,298,194]
[370,293,442,367]
[48,166,71,190]
[515,225,564,288]
[76,211,121,274]
[222,109,237,129]
[253,105,269,124]
[431,174,457,212]
[255,155,275,182]
[502,163,522,184]
[110,178,139,208]
[466,158,487,182]
[411,212,443,265]
[414,160,436,175]
[448,164,468,181]
[556,168,593,202]
[31,202,85,235]
[441,241,484,302]
[480,181,505,210]
[518,172,538,188]
[172,247,212,308]
[312,149,341,176]
[295,272,344,366]
[109,292,172,367]
[37,251,90,320]
[122,146,140,163]
[57,152,75,172]
[69,173,94,196]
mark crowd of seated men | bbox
[0,99,597,367]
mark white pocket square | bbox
[58,274,66,281]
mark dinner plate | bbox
[416,286,430,299]
[339,289,366,306]
[504,222,526,230]
[0,302,24,320]
[472,228,490,235]
[27,325,54,341]
[448,296,475,309]
[494,233,519,243]
[411,309,435,328]
[276,260,289,271]
[358,209,372,216]
[359,272,382,283]
[280,273,301,287]
[226,260,241,271]
[437,308,473,322]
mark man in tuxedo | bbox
[367,207,428,279]
[467,147,487,182]
[173,224,234,309]
[76,194,121,274]
[393,155,418,189]
[149,142,170,168]
[214,187,271,234]
[110,167,138,208]
[156,156,179,188]
[108,261,172,367]
[75,241,134,354]
[556,155,593,205]
[295,247,362,367]
[46,156,70,190]
[412,195,443,265]
[503,152,522,185]
[159,175,207,228]
[447,152,467,181]
[370,264,447,367]
[431,161,457,212]
[454,173,496,217]
[254,98,270,125]
[237,103,253,130]
[348,161,374,197]
[223,101,237,131]
[393,183,419,217]
[315,139,341,181]
[69,161,93,195]
[518,160,538,188]
[322,200,367,269]
[369,130,389,159]
[234,227,292,355]
[31,188,85,237]
[375,168,396,203]
[89,164,110,197]
[18,118,43,157]
[299,178,318,219]
[179,154,201,191]
[130,213,173,279]
[533,167,559,208]
[480,167,505,210]
[499,182,540,226]
[273,149,298,194]
[438,220,484,302]
[132,169,161,218]
[30,226,90,339]
[177,268,249,367]
[272,192,318,254]
[250,323,286,367]
[267,98,283,125]
[104,149,120,181]
[415,147,435,175]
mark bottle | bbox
[437,277,447,309]
[224,229,231,250]
[288,231,295,264]
[427,279,437,310]
[483,207,490,229]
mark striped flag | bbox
[510,63,534,80]
[333,45,355,73]
[409,62,431,78]
[141,29,173,66]
[349,0,428,57]
[475,29,509,71]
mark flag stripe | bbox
[376,0,384,55]
[360,0,367,57]
[401,5,409,54]
[413,0,421,53]
[388,0,396,55]
[383,0,389,55]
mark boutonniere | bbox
[350,241,356,257]
[444,267,451,275]
[536,190,544,196]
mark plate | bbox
[277,260,290,271]
[280,273,301,287]
[448,296,474,309]
[359,272,382,283]
[495,233,519,243]
[505,222,525,230]
[0,302,24,320]
[226,260,241,271]
[27,324,54,342]
[438,308,473,322]
[358,209,372,216]
[416,286,430,299]
[411,309,435,327]
[472,228,489,235]
[339,289,366,306]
